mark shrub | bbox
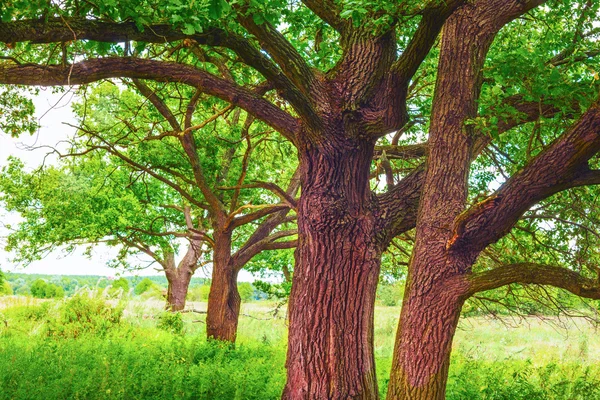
[377,282,403,306]
[238,282,255,302]
[187,285,210,302]
[134,278,154,295]
[157,311,184,334]
[46,294,123,338]
[8,302,51,321]
[0,280,12,296]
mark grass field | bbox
[1,295,600,399]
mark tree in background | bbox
[4,1,600,398]
[0,81,298,342]
[30,279,64,299]
[0,269,11,295]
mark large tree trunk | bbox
[283,136,382,399]
[206,230,241,343]
[386,267,468,399]
[165,266,193,312]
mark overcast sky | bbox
[0,88,251,280]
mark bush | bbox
[187,285,210,302]
[46,295,124,338]
[30,279,64,299]
[7,302,51,322]
[134,278,154,295]
[157,311,184,334]
[107,277,130,297]
[0,280,12,296]
[238,282,255,302]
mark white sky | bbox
[0,89,252,281]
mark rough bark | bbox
[387,2,545,398]
[206,229,241,343]
[283,133,382,399]
[165,264,194,312]
[387,274,468,399]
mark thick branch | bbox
[393,0,464,81]
[468,263,600,300]
[448,101,600,254]
[0,18,313,117]
[376,94,567,242]
[235,13,317,101]
[0,57,300,141]
[301,0,345,32]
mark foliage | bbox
[134,277,155,295]
[29,279,64,299]
[0,269,10,296]
[45,294,124,339]
[110,277,130,293]
[377,281,405,307]
[238,282,255,302]
[0,281,12,296]
[2,298,600,399]
[157,311,184,335]
[187,285,211,302]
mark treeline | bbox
[0,272,262,302]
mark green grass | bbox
[1,296,600,399]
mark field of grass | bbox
[1,295,600,399]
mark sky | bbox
[0,88,252,280]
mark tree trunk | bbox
[206,230,241,343]
[283,137,382,399]
[386,270,468,399]
[165,266,193,312]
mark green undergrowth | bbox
[1,297,600,399]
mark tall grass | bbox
[1,296,600,399]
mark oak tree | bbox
[3,0,600,398]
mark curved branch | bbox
[0,57,300,141]
[235,13,317,99]
[300,0,345,32]
[448,101,600,254]
[0,18,314,117]
[468,263,600,299]
[393,0,464,81]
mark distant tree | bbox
[0,82,298,343]
[0,272,12,296]
[30,279,64,299]
[29,279,48,298]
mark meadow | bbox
[1,295,600,399]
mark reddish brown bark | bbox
[386,2,545,398]
[206,230,241,343]
[283,135,382,399]
[165,265,193,312]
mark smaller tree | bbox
[30,279,64,299]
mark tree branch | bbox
[0,57,300,141]
[0,17,314,118]
[447,100,600,254]
[468,263,600,300]
[393,0,464,81]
